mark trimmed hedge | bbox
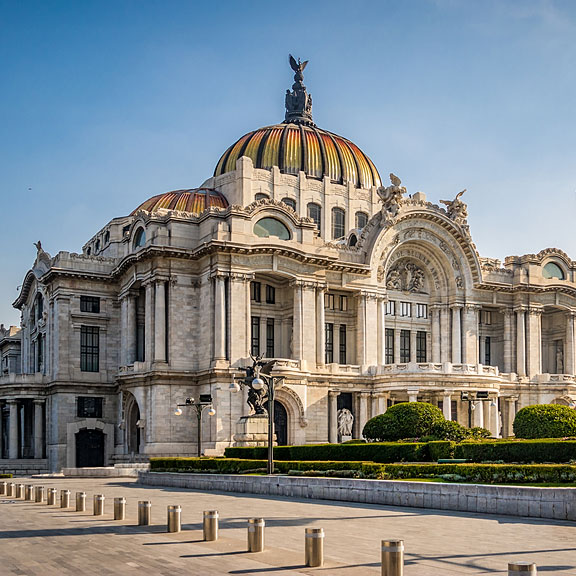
[455,439,576,463]
[150,457,576,484]
[0,473,13,478]
[514,404,576,438]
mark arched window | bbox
[86,247,92,256]
[255,193,269,201]
[133,227,146,248]
[307,203,321,233]
[95,239,101,252]
[543,262,565,280]
[349,234,358,247]
[282,197,296,211]
[35,293,44,322]
[355,211,368,229]
[253,217,291,240]
[104,231,110,244]
[332,207,345,239]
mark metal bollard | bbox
[508,562,537,575]
[25,485,34,501]
[305,528,324,567]
[0,481,6,495]
[114,497,126,520]
[93,494,105,516]
[167,505,182,533]
[203,510,219,541]
[16,484,25,499]
[47,488,58,506]
[247,518,265,552]
[76,492,86,512]
[138,501,151,525]
[7,483,15,497]
[381,539,404,576]
[35,486,45,503]
[60,490,71,508]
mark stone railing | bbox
[375,362,500,377]
[0,372,47,387]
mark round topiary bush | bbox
[513,404,576,439]
[362,402,445,441]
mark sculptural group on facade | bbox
[386,261,426,293]
[440,189,468,225]
[378,173,406,223]
[337,408,354,439]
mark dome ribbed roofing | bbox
[214,123,382,189]
[132,188,228,215]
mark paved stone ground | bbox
[0,477,575,575]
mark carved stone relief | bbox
[386,261,427,293]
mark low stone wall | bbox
[63,464,149,478]
[138,472,576,522]
[0,459,49,476]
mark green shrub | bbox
[363,402,445,441]
[513,404,576,439]
[455,439,576,463]
[0,473,13,478]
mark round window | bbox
[253,218,291,240]
[543,262,565,280]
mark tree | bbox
[513,404,576,439]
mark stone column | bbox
[328,391,339,443]
[316,287,326,366]
[565,312,576,376]
[126,293,137,364]
[33,399,45,459]
[357,392,369,438]
[431,306,441,362]
[442,391,452,420]
[451,305,462,364]
[375,393,388,416]
[462,304,479,364]
[8,400,18,459]
[503,397,517,438]
[229,273,251,362]
[515,308,526,377]
[355,293,367,366]
[440,306,450,362]
[407,389,419,403]
[154,280,167,362]
[364,294,378,366]
[410,330,417,363]
[526,307,542,377]
[292,282,303,361]
[301,285,317,367]
[144,281,154,362]
[120,296,128,366]
[501,309,513,373]
[0,405,3,458]
[489,398,500,438]
[472,400,484,428]
[213,275,227,361]
[377,297,386,366]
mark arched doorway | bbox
[76,429,105,467]
[127,400,141,454]
[274,401,288,446]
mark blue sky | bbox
[1,0,576,325]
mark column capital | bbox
[210,271,229,281]
[229,272,254,283]
[450,303,464,310]
[6,399,18,405]
[526,306,543,316]
[33,399,46,406]
[290,279,317,290]
[328,390,341,398]
[565,310,576,319]
[499,307,514,317]
[463,303,481,312]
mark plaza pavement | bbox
[0,477,574,575]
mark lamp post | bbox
[230,355,284,474]
[174,395,215,457]
[460,391,496,429]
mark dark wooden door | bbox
[76,429,105,467]
[274,401,288,446]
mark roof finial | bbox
[284,54,315,126]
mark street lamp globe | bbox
[174,407,183,416]
[252,377,265,390]
[207,407,216,416]
[229,382,241,393]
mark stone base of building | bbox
[233,415,276,447]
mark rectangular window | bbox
[80,326,100,372]
[481,310,492,325]
[266,318,274,358]
[400,302,411,317]
[77,396,103,418]
[265,285,275,304]
[386,301,395,316]
[400,329,411,363]
[80,295,100,313]
[250,282,261,303]
[451,399,458,422]
[416,303,428,319]
[339,295,348,311]
[484,336,491,365]
[339,324,347,364]
[36,336,43,373]
[324,293,335,310]
[385,328,395,364]
[325,323,334,364]
[251,316,260,356]
[416,331,427,362]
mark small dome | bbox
[132,188,229,215]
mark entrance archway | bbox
[76,429,105,467]
[127,400,141,454]
[274,401,288,446]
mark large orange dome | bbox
[132,188,228,215]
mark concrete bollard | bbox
[203,510,219,541]
[93,494,105,516]
[114,497,126,520]
[7,483,15,497]
[381,539,404,576]
[167,505,181,533]
[76,492,86,512]
[0,481,6,495]
[60,490,71,509]
[138,501,151,525]
[16,484,25,499]
[247,518,265,552]
[47,488,58,506]
[508,562,537,575]
[305,528,324,567]
[25,485,34,501]
[35,486,45,503]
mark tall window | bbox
[400,302,411,317]
[416,303,427,319]
[332,207,345,239]
[416,331,427,362]
[386,301,395,316]
[282,197,296,210]
[251,317,260,356]
[339,324,347,364]
[385,328,395,364]
[400,330,411,363]
[36,335,44,373]
[307,203,322,233]
[324,293,335,309]
[325,323,334,364]
[80,326,100,372]
[251,282,261,302]
[339,295,348,311]
[355,211,368,229]
[77,397,103,418]
[80,295,100,313]
[265,285,275,304]
[484,336,491,365]
[266,318,275,358]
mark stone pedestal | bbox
[233,415,276,447]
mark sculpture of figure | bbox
[34,240,43,252]
[242,353,277,415]
[377,173,406,222]
[440,189,468,225]
[337,408,354,438]
[285,55,314,125]
[556,346,564,374]
[386,268,402,291]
